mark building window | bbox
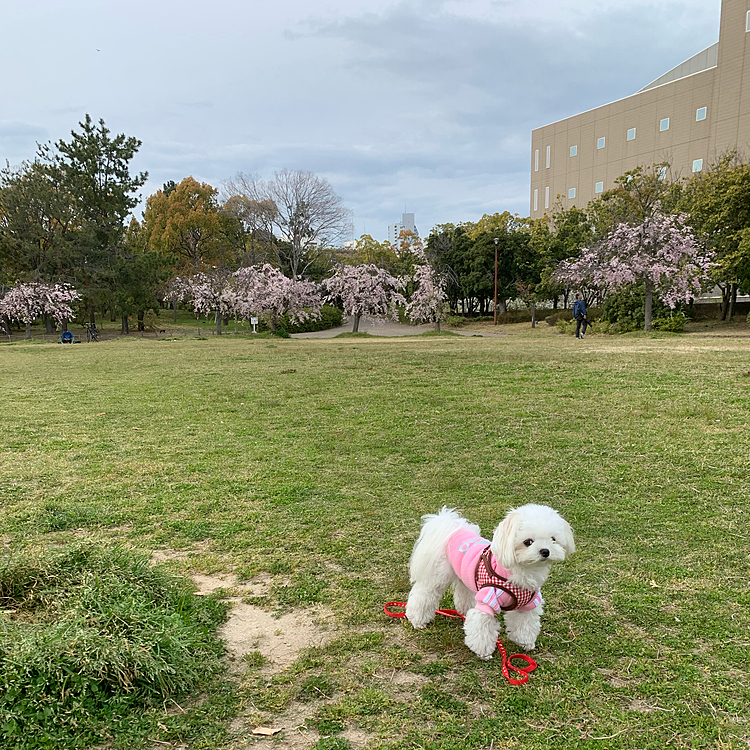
[660,117,670,131]
[545,186,550,209]
[627,128,636,141]
[693,159,703,173]
[568,188,576,199]
[570,145,577,157]
[595,181,604,194]
[597,137,605,149]
[546,146,551,168]
[534,189,538,212]
[696,107,707,121]
[535,149,539,171]
[658,166,668,180]
[746,9,750,32]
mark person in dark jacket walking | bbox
[573,293,588,338]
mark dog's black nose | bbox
[540,548,550,558]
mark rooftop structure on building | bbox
[530,0,750,218]
[388,212,418,246]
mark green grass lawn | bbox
[1,330,749,749]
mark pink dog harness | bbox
[447,529,543,617]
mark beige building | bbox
[530,0,750,218]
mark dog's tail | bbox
[409,507,480,584]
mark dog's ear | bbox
[492,509,522,570]
[558,517,576,557]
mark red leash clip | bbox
[383,601,537,685]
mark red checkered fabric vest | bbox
[474,546,536,611]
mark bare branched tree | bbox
[223,170,352,279]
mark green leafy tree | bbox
[0,160,77,288]
[467,212,531,315]
[679,153,750,319]
[143,177,233,273]
[350,234,398,272]
[42,115,148,325]
[107,219,170,334]
[529,204,594,307]
[426,223,475,314]
[588,163,677,238]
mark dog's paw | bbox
[464,634,495,660]
[463,608,499,660]
[508,634,537,651]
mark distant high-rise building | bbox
[388,212,418,245]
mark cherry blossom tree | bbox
[163,275,192,322]
[234,264,322,333]
[0,282,80,339]
[180,270,237,335]
[406,264,448,331]
[555,212,713,330]
[323,264,406,332]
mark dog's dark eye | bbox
[523,539,533,547]
[551,537,556,542]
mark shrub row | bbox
[277,304,343,334]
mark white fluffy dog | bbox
[405,505,574,660]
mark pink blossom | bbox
[0,282,80,325]
[406,264,448,327]
[555,213,714,308]
[322,264,406,330]
[233,264,322,330]
[180,269,238,320]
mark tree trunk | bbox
[530,302,536,328]
[644,281,653,331]
[352,313,361,333]
[435,319,441,332]
[121,316,129,335]
[215,311,222,335]
[44,313,54,334]
[25,321,32,339]
[553,296,558,310]
[62,319,69,333]
[89,302,96,327]
[728,283,738,320]
[137,310,145,331]
[720,284,729,321]
[173,301,178,322]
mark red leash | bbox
[383,601,537,685]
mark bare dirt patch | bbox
[391,669,429,687]
[191,572,334,675]
[221,602,331,673]
[342,726,372,747]
[151,540,212,563]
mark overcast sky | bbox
[1,0,721,242]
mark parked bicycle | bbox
[83,322,100,342]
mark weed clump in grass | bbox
[0,544,231,749]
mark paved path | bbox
[292,320,432,338]
[291,320,507,338]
